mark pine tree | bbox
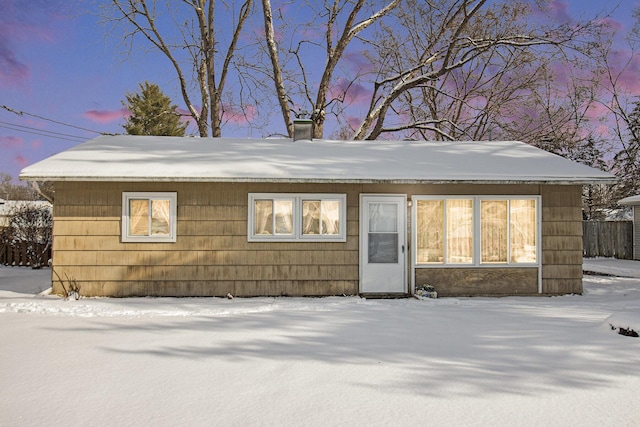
[122,82,188,136]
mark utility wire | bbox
[0,120,87,141]
[0,123,86,143]
[0,105,104,135]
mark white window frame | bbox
[248,193,347,242]
[412,195,540,268]
[478,197,540,266]
[122,192,177,243]
[413,196,475,266]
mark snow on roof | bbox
[19,135,616,184]
[618,195,640,205]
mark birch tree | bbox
[106,0,253,137]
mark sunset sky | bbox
[1,0,640,182]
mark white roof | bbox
[618,195,640,205]
[20,135,615,184]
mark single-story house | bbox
[20,131,615,297]
[618,195,640,260]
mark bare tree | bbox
[0,173,40,201]
[106,0,253,137]
[351,0,604,140]
[497,58,604,153]
[259,0,400,138]
[585,11,640,201]
[104,0,612,150]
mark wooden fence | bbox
[0,237,51,267]
[583,221,633,259]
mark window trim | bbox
[122,192,177,243]
[248,193,347,242]
[412,195,540,268]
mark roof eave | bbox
[19,175,617,185]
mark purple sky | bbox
[1,0,640,182]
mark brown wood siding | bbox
[405,184,539,296]
[408,184,582,296]
[52,182,360,297]
[540,185,583,294]
[51,181,583,297]
[415,268,538,296]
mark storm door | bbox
[359,195,407,293]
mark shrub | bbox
[7,203,52,268]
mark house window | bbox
[481,199,537,264]
[415,196,539,266]
[249,194,346,242]
[302,199,341,236]
[122,192,177,242]
[416,198,473,265]
[254,198,294,236]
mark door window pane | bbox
[368,234,398,263]
[368,202,398,263]
[369,203,397,232]
[481,200,508,263]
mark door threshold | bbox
[360,293,410,299]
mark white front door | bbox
[360,195,407,294]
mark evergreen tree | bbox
[122,82,188,136]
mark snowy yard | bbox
[1,263,639,426]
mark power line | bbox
[0,120,87,141]
[0,123,86,143]
[0,105,104,135]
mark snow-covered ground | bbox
[583,257,640,278]
[1,262,639,427]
